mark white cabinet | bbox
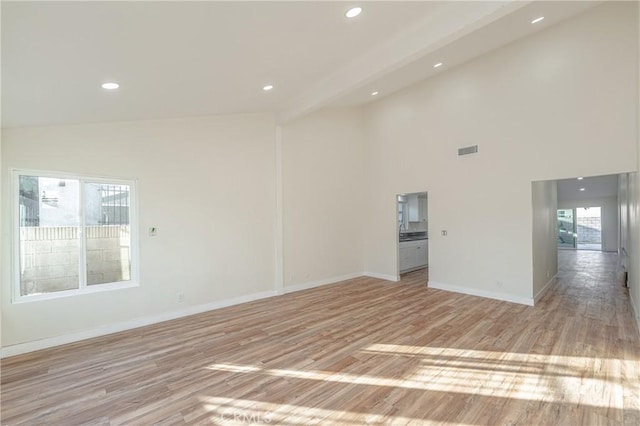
[399,240,428,273]
[408,195,420,222]
[420,197,428,222]
[399,245,411,271]
[408,194,428,223]
[416,242,427,268]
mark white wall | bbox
[1,113,277,348]
[0,117,3,351]
[558,196,618,252]
[363,2,638,303]
[627,1,640,332]
[619,174,628,260]
[625,172,640,331]
[532,180,558,300]
[281,108,365,290]
[619,174,631,275]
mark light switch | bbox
[149,227,158,237]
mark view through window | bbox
[556,207,602,251]
[16,172,136,300]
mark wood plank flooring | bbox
[2,250,639,425]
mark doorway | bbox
[397,192,428,280]
[576,207,602,250]
[557,209,576,249]
[557,207,602,251]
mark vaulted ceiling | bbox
[2,1,601,128]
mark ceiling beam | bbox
[276,1,531,125]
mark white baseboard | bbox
[428,281,534,306]
[630,291,640,335]
[363,271,400,282]
[283,272,362,294]
[534,273,559,304]
[0,289,276,359]
[2,273,372,358]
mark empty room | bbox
[1,1,639,425]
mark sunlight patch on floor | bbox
[366,344,596,364]
[204,361,625,409]
[364,343,629,409]
[201,341,638,412]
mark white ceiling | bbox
[557,174,619,202]
[2,1,601,128]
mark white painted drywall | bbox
[619,174,632,273]
[0,115,2,351]
[1,113,277,347]
[363,2,638,301]
[629,0,640,332]
[281,108,365,288]
[558,196,619,252]
[532,180,558,299]
[619,174,628,258]
[624,171,640,330]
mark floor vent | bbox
[458,145,478,156]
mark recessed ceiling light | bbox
[262,85,274,91]
[577,177,584,180]
[345,7,362,19]
[531,16,545,24]
[371,91,379,96]
[101,82,119,90]
[580,188,586,191]
[433,62,443,68]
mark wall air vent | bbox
[458,145,478,156]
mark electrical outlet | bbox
[496,281,503,288]
[177,292,185,303]
[441,230,448,236]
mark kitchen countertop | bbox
[399,231,427,242]
[400,237,428,242]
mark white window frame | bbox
[12,168,140,303]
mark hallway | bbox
[555,249,627,308]
[558,249,620,274]
[541,249,640,423]
[550,250,637,348]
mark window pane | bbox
[19,176,80,296]
[85,183,131,285]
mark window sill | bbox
[13,281,139,304]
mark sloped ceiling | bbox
[1,1,600,127]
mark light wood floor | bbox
[2,251,639,425]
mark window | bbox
[13,170,138,302]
